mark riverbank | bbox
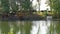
[0,15,46,21]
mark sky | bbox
[32,0,50,11]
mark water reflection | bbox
[0,21,10,34]
[48,21,60,34]
[31,21,51,34]
[0,20,60,34]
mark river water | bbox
[0,20,60,34]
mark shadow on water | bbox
[0,20,60,34]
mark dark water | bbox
[0,20,60,34]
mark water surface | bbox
[0,20,60,34]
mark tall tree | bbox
[37,0,41,11]
[1,0,9,13]
[53,0,60,15]
[9,0,19,12]
[20,0,32,11]
[49,0,60,18]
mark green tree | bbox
[10,0,19,12]
[20,0,32,11]
[1,0,9,13]
[49,0,60,18]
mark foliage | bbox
[1,0,9,13]
[49,0,60,18]
[11,0,19,12]
[20,0,32,11]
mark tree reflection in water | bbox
[0,21,10,34]
[0,21,32,34]
[0,21,60,34]
[10,21,19,34]
[55,21,60,34]
[48,21,60,34]
[19,21,32,34]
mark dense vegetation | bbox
[0,0,60,20]
[49,0,60,19]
